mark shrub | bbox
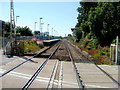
[79,46,85,50]
[88,49,100,55]
[24,40,44,53]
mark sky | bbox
[0,1,80,37]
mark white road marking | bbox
[0,56,24,68]
[85,84,110,88]
[0,69,113,88]
[0,69,58,85]
[58,61,63,88]
[48,60,58,88]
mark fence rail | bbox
[2,36,57,47]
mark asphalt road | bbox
[76,63,118,88]
[0,51,119,89]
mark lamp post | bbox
[34,22,37,33]
[54,30,55,37]
[56,30,58,36]
[40,17,43,34]
[16,16,20,24]
[52,27,53,37]
[47,24,50,38]
[15,16,20,35]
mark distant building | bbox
[44,32,49,36]
[34,31,40,36]
[40,32,49,37]
[34,31,49,37]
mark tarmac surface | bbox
[0,49,119,89]
[0,55,79,89]
[76,63,119,89]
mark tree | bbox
[76,2,98,36]
[72,27,82,42]
[74,2,120,46]
[88,2,120,46]
[16,26,33,36]
[4,22,14,37]
[5,22,10,33]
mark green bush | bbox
[24,40,44,53]
[18,40,44,54]
[71,33,115,65]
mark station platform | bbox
[43,39,60,46]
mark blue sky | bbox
[0,2,80,37]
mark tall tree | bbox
[16,26,33,36]
[74,2,120,46]
[75,2,98,40]
[88,2,120,46]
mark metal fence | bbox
[2,36,57,48]
[16,36,57,40]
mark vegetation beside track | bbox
[18,37,44,54]
[68,2,120,65]
[67,35,115,65]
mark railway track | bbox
[46,40,85,89]
[1,40,61,89]
[22,42,60,89]
[65,41,85,89]
[66,40,119,88]
[0,41,61,78]
[1,39,119,89]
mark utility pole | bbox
[10,0,15,55]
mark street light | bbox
[54,30,58,37]
[15,16,20,35]
[16,16,20,24]
[52,27,53,36]
[47,24,50,34]
[54,30,55,36]
[34,22,37,33]
[41,23,44,36]
[40,17,43,33]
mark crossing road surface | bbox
[62,61,79,88]
[76,63,118,88]
[0,56,80,89]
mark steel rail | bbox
[96,65,120,86]
[0,53,39,77]
[47,60,58,89]
[67,40,93,62]
[67,40,120,86]
[65,40,84,90]
[22,42,61,90]
[0,41,60,77]
[58,61,63,89]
